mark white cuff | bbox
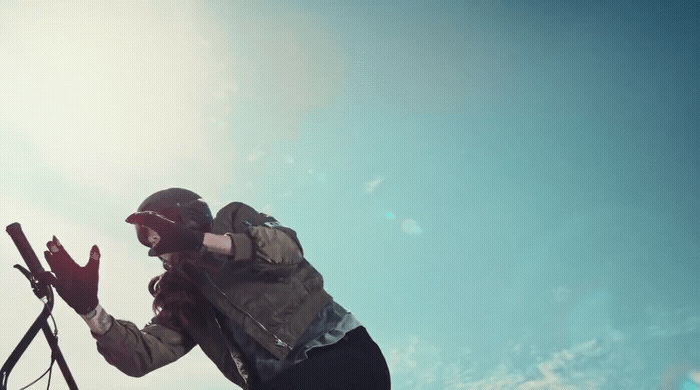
[79,304,113,335]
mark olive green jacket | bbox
[93,202,332,389]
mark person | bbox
[39,188,391,390]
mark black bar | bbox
[0,304,51,389]
[2,223,79,390]
[6,223,45,274]
[41,320,79,390]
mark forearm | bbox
[80,304,113,335]
[203,232,253,261]
[91,315,195,377]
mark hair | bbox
[149,259,207,331]
[137,188,213,331]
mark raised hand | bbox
[38,236,100,315]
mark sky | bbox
[1,1,699,389]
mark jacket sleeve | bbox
[93,317,196,377]
[212,202,304,266]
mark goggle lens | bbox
[136,226,152,247]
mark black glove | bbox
[37,236,99,315]
[126,211,204,256]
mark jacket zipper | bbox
[204,272,293,351]
[213,313,250,387]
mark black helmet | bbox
[135,188,213,247]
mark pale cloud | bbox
[364,175,385,193]
[0,2,232,191]
[0,0,346,197]
[385,331,685,390]
[401,218,423,235]
[387,336,446,389]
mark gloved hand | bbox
[126,211,204,256]
[37,236,100,315]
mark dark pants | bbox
[253,327,391,390]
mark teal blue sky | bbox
[1,1,698,389]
